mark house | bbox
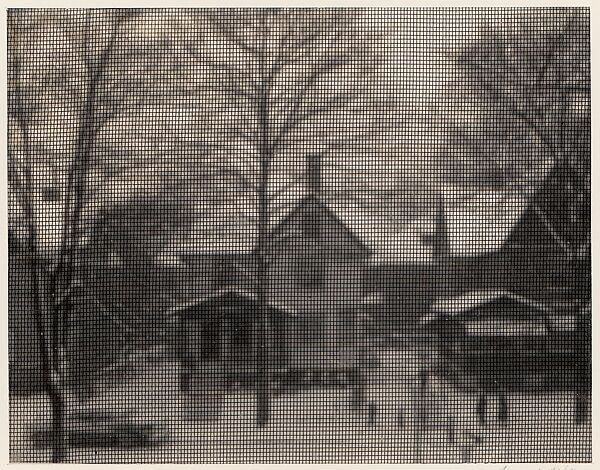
[444,176,579,307]
[422,289,589,424]
[167,154,375,395]
[365,167,582,337]
[265,192,371,371]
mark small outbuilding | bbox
[422,290,554,394]
[168,289,292,393]
[421,290,590,424]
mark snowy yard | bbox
[9,349,591,463]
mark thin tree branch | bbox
[95,88,147,132]
[187,44,259,93]
[535,12,579,89]
[190,82,258,101]
[272,53,355,151]
[532,204,573,257]
[267,176,304,203]
[264,14,295,84]
[211,165,258,193]
[477,75,557,160]
[210,15,260,55]
[7,145,26,194]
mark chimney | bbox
[422,191,448,260]
[304,153,323,239]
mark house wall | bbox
[365,264,435,336]
[448,208,575,303]
[267,241,366,369]
[176,197,371,373]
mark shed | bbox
[421,290,587,395]
[168,288,293,392]
[420,291,590,424]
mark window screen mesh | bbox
[7,7,591,464]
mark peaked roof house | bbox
[164,154,383,375]
[364,164,581,335]
[442,179,577,308]
[400,162,582,324]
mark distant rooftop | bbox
[169,189,412,259]
[443,186,531,258]
[165,180,543,266]
[428,290,551,317]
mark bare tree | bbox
[442,8,590,304]
[8,9,175,461]
[185,8,383,426]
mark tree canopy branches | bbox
[443,8,589,276]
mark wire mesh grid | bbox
[7,7,591,464]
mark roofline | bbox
[427,290,554,320]
[174,195,373,257]
[367,258,436,268]
[166,287,296,316]
[443,163,560,259]
[265,194,372,255]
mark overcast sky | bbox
[13,9,552,241]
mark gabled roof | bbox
[440,159,561,259]
[171,191,400,258]
[365,188,533,267]
[166,287,294,316]
[426,290,552,320]
[268,194,371,254]
[442,187,531,258]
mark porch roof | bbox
[422,290,552,324]
[166,287,295,317]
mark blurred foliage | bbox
[441,8,589,198]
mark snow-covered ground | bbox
[9,349,592,463]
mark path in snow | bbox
[9,348,591,463]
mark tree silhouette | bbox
[186,8,382,425]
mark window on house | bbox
[298,255,324,288]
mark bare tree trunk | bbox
[255,160,271,427]
[48,9,113,405]
[255,16,272,427]
[27,225,67,462]
[13,55,68,460]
